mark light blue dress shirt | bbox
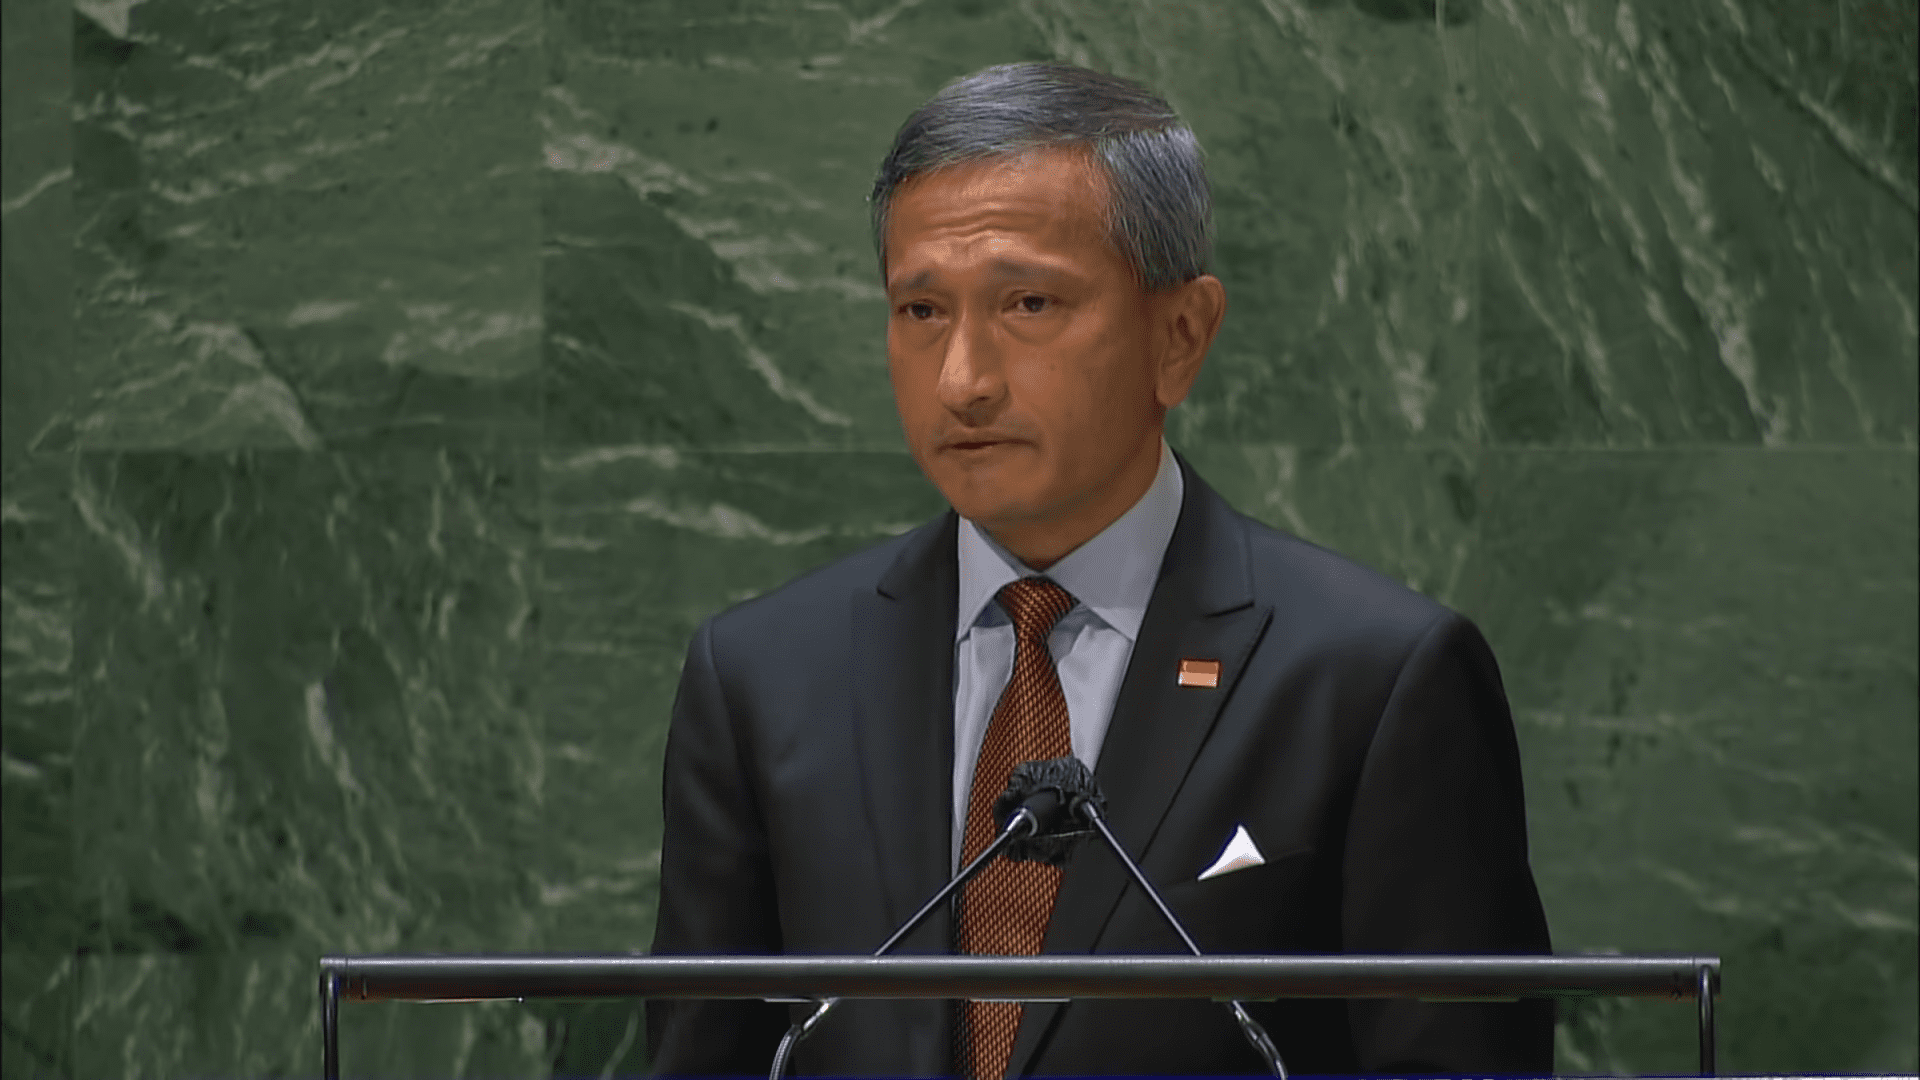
[951,440,1185,868]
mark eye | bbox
[1017,294,1050,314]
[904,301,936,320]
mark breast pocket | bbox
[1155,845,1317,954]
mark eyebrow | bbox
[888,259,1071,295]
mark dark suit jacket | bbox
[647,458,1553,1075]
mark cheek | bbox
[886,345,937,436]
[885,331,917,395]
[1007,361,1121,472]
[1039,332,1155,431]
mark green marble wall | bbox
[2,0,1914,1074]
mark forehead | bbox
[884,149,1121,280]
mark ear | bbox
[1152,273,1227,409]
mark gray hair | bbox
[870,63,1213,292]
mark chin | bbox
[925,460,1014,508]
[939,483,1040,533]
[944,494,1025,530]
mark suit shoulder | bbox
[1234,509,1455,643]
[700,517,936,644]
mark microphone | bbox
[766,759,1096,1080]
[992,755,1104,865]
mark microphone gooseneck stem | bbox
[876,805,1037,956]
[767,807,1041,1080]
[1079,802,1288,1079]
[1081,805,1202,955]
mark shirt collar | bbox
[955,439,1184,643]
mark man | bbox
[648,63,1553,1076]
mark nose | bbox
[935,307,1006,425]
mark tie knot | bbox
[997,578,1075,642]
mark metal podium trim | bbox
[318,953,1721,1076]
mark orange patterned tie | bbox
[955,578,1077,1079]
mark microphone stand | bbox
[762,757,1283,1077]
[1078,800,1288,1078]
[766,803,1047,1080]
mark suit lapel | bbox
[848,513,959,951]
[1008,460,1273,1076]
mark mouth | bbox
[941,436,1023,453]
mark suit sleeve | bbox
[646,617,790,1074]
[1341,610,1557,1073]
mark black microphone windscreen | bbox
[994,756,1107,866]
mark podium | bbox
[319,952,1720,1077]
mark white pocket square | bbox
[1196,824,1265,881]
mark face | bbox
[883,148,1223,566]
